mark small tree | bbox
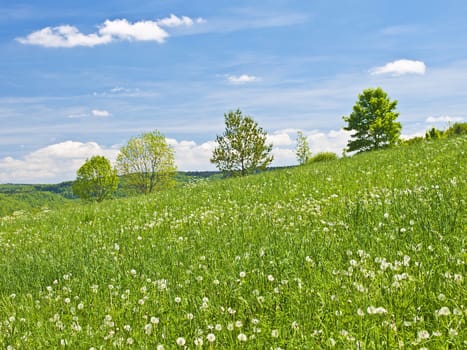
[72,155,118,202]
[116,130,177,194]
[210,109,273,176]
[296,131,311,165]
[343,87,401,153]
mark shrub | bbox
[444,122,467,138]
[307,152,338,163]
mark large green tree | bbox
[210,109,273,176]
[116,130,177,194]
[72,155,119,202]
[343,87,401,153]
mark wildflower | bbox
[268,274,275,282]
[124,325,131,332]
[235,320,243,328]
[271,329,279,338]
[174,297,181,303]
[239,271,246,278]
[72,322,82,332]
[291,321,299,330]
[144,324,152,335]
[417,330,430,340]
[206,333,216,342]
[77,303,84,310]
[215,324,222,331]
[194,337,203,346]
[448,328,458,337]
[367,306,387,314]
[126,338,134,345]
[436,306,451,316]
[157,345,164,350]
[150,316,160,324]
[176,337,186,346]
[237,333,248,342]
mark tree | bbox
[296,131,311,165]
[343,87,401,153]
[72,155,119,202]
[116,130,177,194]
[210,109,273,176]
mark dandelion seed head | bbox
[436,306,451,316]
[237,333,247,342]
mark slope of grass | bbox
[0,137,466,349]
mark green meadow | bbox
[0,137,466,349]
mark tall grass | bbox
[0,137,465,349]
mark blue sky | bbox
[1,0,466,183]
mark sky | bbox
[1,0,466,183]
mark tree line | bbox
[72,87,466,201]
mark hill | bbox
[0,137,465,348]
[0,171,221,217]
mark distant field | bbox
[0,137,465,348]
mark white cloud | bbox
[16,25,112,48]
[267,132,294,146]
[167,138,217,171]
[0,141,119,183]
[370,59,426,76]
[227,74,260,84]
[305,129,351,156]
[425,116,464,123]
[91,109,111,117]
[99,19,168,43]
[16,15,204,47]
[157,14,195,27]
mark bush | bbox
[425,127,444,140]
[444,122,467,138]
[307,152,338,163]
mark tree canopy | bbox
[210,109,273,176]
[343,87,401,153]
[116,130,177,194]
[72,155,118,202]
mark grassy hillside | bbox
[0,172,221,218]
[0,137,465,348]
[0,186,73,217]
